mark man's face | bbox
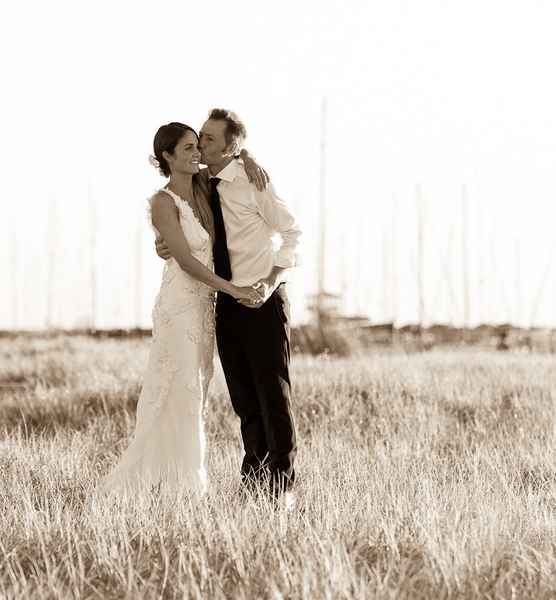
[198,119,231,167]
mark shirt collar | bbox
[211,158,247,183]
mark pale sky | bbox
[2,0,556,329]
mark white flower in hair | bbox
[148,155,160,168]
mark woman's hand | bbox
[230,285,264,307]
[155,237,172,260]
[240,149,270,191]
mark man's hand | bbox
[237,275,276,308]
[155,237,172,260]
[233,284,266,307]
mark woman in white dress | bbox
[97,122,263,498]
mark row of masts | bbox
[8,187,552,331]
[5,98,555,330]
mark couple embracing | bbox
[97,109,302,506]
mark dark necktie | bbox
[209,177,232,281]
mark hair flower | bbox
[148,155,160,168]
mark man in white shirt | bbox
[156,109,302,500]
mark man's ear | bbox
[223,141,240,158]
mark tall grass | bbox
[1,336,556,598]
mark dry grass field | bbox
[1,335,556,599]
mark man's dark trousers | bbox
[215,283,296,493]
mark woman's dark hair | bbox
[153,122,198,177]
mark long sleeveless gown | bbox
[97,188,215,497]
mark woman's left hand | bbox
[241,150,270,191]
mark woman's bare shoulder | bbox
[150,189,175,207]
[149,191,179,222]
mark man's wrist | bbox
[264,277,277,291]
[271,266,286,283]
[263,269,282,291]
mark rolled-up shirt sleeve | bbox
[254,183,302,268]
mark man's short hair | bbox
[208,108,247,154]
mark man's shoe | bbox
[273,490,296,512]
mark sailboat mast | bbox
[317,97,327,324]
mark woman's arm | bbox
[150,193,261,304]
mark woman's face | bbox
[164,130,201,176]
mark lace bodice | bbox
[147,187,211,266]
[147,188,214,299]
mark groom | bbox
[155,109,302,500]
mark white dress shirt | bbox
[209,159,302,287]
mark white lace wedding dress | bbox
[97,188,215,497]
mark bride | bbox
[97,122,264,497]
